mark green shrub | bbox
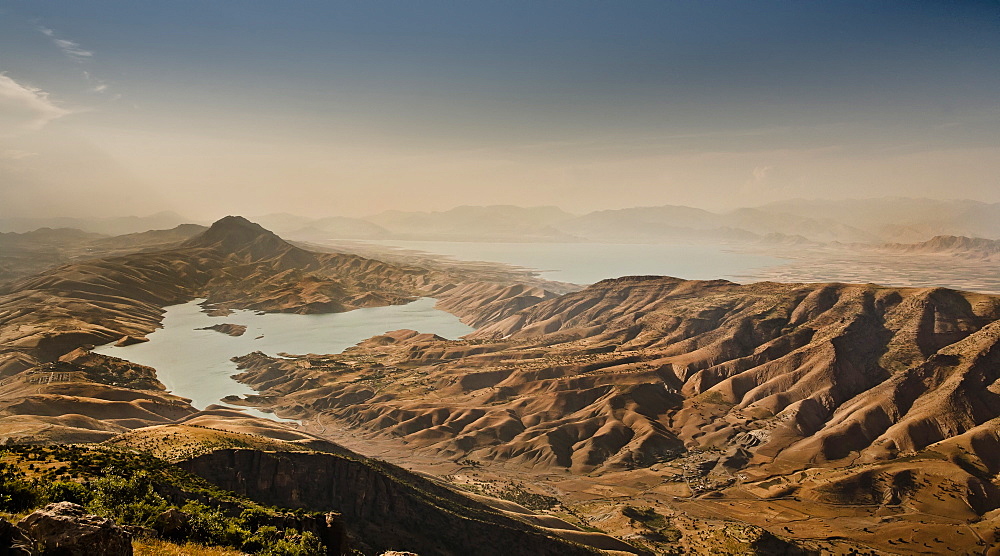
[0,448,328,555]
[239,506,271,529]
[258,530,325,556]
[46,480,92,505]
[87,470,170,527]
[0,462,40,511]
[182,501,248,547]
[242,525,281,553]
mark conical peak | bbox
[205,215,266,235]
[182,215,290,255]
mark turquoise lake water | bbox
[93,297,473,416]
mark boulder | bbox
[17,502,132,556]
[153,508,190,539]
[0,517,33,556]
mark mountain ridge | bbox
[231,274,1000,553]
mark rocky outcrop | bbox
[17,502,132,556]
[153,508,190,540]
[179,449,603,556]
[0,517,32,556]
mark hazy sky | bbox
[1,1,998,219]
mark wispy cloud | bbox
[53,38,93,60]
[83,71,108,93]
[0,74,72,135]
[38,26,93,61]
[38,27,114,96]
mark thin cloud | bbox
[38,26,94,61]
[39,28,114,96]
[53,38,93,60]
[0,74,72,134]
[83,71,109,94]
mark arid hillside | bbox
[233,275,1000,554]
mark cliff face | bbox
[178,449,603,556]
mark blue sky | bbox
[1,1,998,218]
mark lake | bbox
[86,241,785,419]
[93,297,474,418]
[364,240,785,284]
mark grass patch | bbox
[133,538,245,556]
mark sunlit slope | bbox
[234,276,1000,528]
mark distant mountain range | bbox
[263,198,1000,245]
[758,197,1000,243]
[4,198,999,245]
[0,211,192,235]
[0,224,208,282]
[881,235,1000,260]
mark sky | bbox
[1,1,998,219]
